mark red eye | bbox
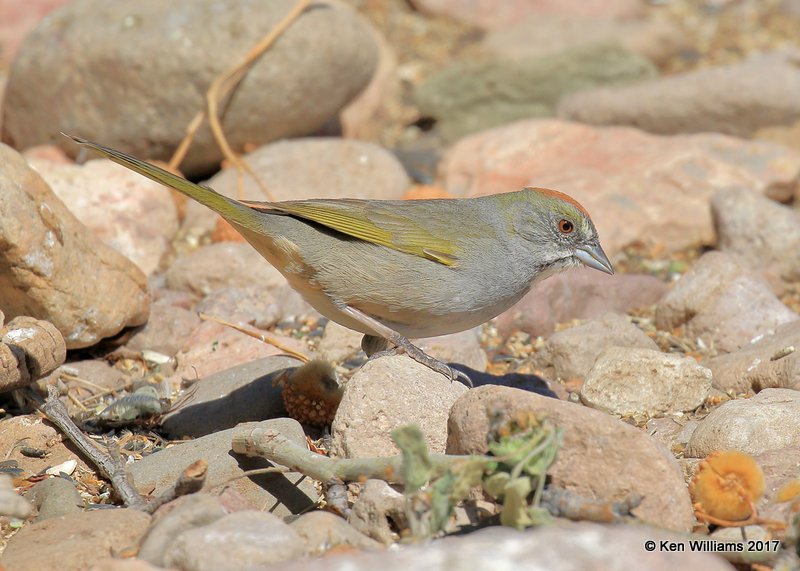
[558,219,574,234]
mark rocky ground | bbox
[0,0,800,570]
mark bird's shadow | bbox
[450,363,559,398]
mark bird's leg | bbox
[336,303,472,387]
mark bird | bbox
[68,135,613,386]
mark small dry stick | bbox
[169,0,310,200]
[31,386,147,510]
[198,312,309,363]
[144,460,208,514]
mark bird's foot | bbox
[389,335,473,388]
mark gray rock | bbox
[704,320,800,394]
[122,299,202,358]
[754,446,800,521]
[416,42,656,141]
[290,511,381,556]
[646,417,699,455]
[655,252,798,353]
[0,143,149,349]
[558,52,800,137]
[2,0,378,176]
[331,355,469,458]
[161,356,301,438]
[686,388,800,457]
[25,477,83,521]
[130,418,319,517]
[712,186,800,282]
[448,385,694,531]
[417,328,488,373]
[267,523,734,571]
[318,320,363,363]
[0,474,32,519]
[347,479,406,545]
[580,347,712,417]
[533,313,658,381]
[163,510,304,571]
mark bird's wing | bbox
[241,198,459,266]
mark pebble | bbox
[448,385,694,531]
[580,347,712,417]
[331,355,469,458]
[440,119,800,256]
[0,144,149,349]
[686,388,800,457]
[655,252,798,354]
[24,476,84,521]
[1,0,378,176]
[290,511,382,556]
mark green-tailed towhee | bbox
[69,136,613,385]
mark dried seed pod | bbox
[690,450,765,522]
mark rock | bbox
[0,509,151,571]
[25,476,83,521]
[195,287,283,331]
[318,320,363,363]
[754,447,800,521]
[580,347,711,417]
[416,328,488,373]
[0,315,66,392]
[440,120,800,256]
[2,0,378,177]
[26,157,179,276]
[188,138,411,233]
[482,15,690,66]
[558,52,800,138]
[0,0,71,67]
[331,356,469,458]
[686,388,800,457]
[161,356,301,437]
[129,419,319,517]
[162,511,304,571]
[267,523,734,571]
[164,243,287,299]
[711,186,800,283]
[0,474,32,519]
[448,386,694,530]
[290,511,381,556]
[408,0,644,30]
[0,415,88,478]
[646,417,699,455]
[88,558,168,571]
[0,143,149,349]
[415,43,656,141]
[347,479,406,545]
[38,359,133,396]
[121,300,201,358]
[704,320,800,394]
[166,321,308,389]
[138,493,228,566]
[495,270,667,338]
[533,313,658,382]
[655,252,798,354]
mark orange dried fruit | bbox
[777,479,800,503]
[690,450,764,522]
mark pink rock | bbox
[495,269,668,338]
[409,0,643,30]
[0,0,71,67]
[26,157,179,276]
[440,120,800,256]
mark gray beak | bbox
[575,241,614,275]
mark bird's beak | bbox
[575,241,614,275]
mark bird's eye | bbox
[558,219,574,234]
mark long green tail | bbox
[66,135,263,231]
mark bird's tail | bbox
[66,135,264,231]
